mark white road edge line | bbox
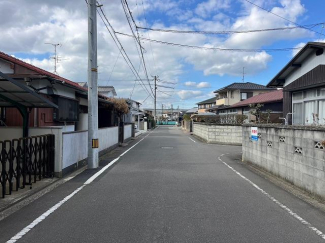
[189,137,196,143]
[7,131,153,243]
[218,154,325,241]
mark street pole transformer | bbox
[87,0,99,169]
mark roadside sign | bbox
[251,127,258,141]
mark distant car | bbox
[134,124,138,129]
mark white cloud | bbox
[0,0,312,107]
[177,90,203,100]
[184,81,197,87]
[197,82,211,88]
[195,0,231,18]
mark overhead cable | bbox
[122,0,154,95]
[116,32,301,52]
[244,0,325,37]
[96,6,154,98]
[137,23,324,35]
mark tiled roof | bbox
[214,82,275,93]
[196,96,217,105]
[185,107,198,113]
[230,90,283,108]
[0,51,110,99]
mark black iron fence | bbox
[0,134,55,198]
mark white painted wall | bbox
[124,124,132,140]
[285,52,325,86]
[62,126,119,170]
[99,126,118,151]
[62,130,88,170]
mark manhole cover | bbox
[161,146,173,149]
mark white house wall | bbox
[0,59,14,74]
[285,52,325,87]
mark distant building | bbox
[78,82,117,97]
[196,97,217,113]
[213,82,275,110]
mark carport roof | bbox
[0,71,58,108]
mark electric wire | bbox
[96,6,154,98]
[123,0,154,95]
[115,32,302,52]
[244,0,325,37]
[137,23,324,35]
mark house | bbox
[78,82,117,97]
[125,99,143,127]
[212,82,276,113]
[197,97,217,113]
[185,107,198,115]
[267,42,325,125]
[0,51,115,135]
[217,89,283,122]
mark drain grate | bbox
[161,146,173,149]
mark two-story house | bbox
[211,82,275,114]
[197,97,217,113]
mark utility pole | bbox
[162,104,164,121]
[154,76,157,122]
[242,67,245,83]
[87,0,99,169]
[171,104,173,119]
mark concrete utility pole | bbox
[87,0,99,169]
[154,76,157,121]
[162,104,163,121]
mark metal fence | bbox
[0,134,55,198]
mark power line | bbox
[115,32,302,52]
[96,5,154,99]
[137,23,324,35]
[140,0,157,74]
[122,0,153,95]
[244,0,325,37]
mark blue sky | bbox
[1,0,325,109]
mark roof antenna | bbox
[242,67,245,83]
[45,43,62,75]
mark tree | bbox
[249,103,264,123]
[108,98,129,124]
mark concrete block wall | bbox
[193,123,242,145]
[242,124,325,198]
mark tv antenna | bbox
[45,43,62,74]
[242,67,245,82]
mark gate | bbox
[0,134,55,198]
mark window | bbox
[241,93,247,100]
[304,101,316,124]
[292,92,303,101]
[230,91,234,98]
[293,103,303,125]
[292,87,325,125]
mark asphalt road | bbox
[1,126,325,243]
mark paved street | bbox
[1,126,325,242]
